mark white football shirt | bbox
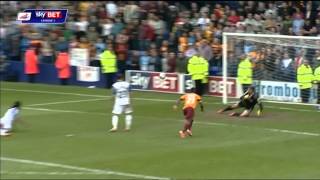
[0,107,20,129]
[112,81,131,106]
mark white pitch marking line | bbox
[0,171,107,175]
[2,88,319,113]
[194,121,320,137]
[27,98,106,107]
[23,107,320,137]
[0,157,170,180]
[23,107,90,114]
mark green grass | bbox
[1,81,320,179]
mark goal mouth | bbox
[222,33,320,105]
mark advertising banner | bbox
[126,71,180,93]
[207,76,238,97]
[77,66,100,82]
[70,48,89,66]
[256,80,317,103]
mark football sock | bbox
[125,114,132,129]
[188,120,194,130]
[112,115,119,129]
[183,120,190,132]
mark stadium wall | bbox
[0,62,317,104]
[1,61,107,88]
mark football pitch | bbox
[1,81,320,179]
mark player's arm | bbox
[174,95,185,110]
[199,100,204,112]
[240,91,248,100]
[173,98,181,110]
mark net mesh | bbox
[224,34,320,104]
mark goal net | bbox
[222,32,320,105]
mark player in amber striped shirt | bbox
[173,88,204,138]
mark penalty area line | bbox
[0,157,170,180]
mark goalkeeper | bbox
[217,86,263,117]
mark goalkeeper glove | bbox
[257,109,262,116]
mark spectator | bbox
[95,37,105,55]
[197,13,210,29]
[69,35,78,49]
[167,52,176,72]
[185,43,197,58]
[176,52,187,73]
[275,53,295,82]
[188,31,196,45]
[111,17,124,37]
[87,26,98,42]
[228,10,240,25]
[198,40,213,62]
[54,36,69,56]
[227,52,238,77]
[292,8,305,35]
[101,18,114,40]
[24,46,39,83]
[160,40,169,54]
[139,51,151,71]
[55,50,71,85]
[106,1,118,18]
[123,1,139,23]
[178,32,188,53]
[128,50,140,70]
[115,29,129,74]
[138,19,155,51]
[41,36,54,64]
[150,48,162,72]
[75,14,89,33]
[161,52,169,72]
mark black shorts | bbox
[237,101,254,111]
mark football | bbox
[159,72,166,80]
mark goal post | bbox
[222,32,320,105]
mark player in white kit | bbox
[0,101,21,136]
[110,76,133,132]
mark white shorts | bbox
[112,104,133,115]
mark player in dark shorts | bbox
[217,86,263,117]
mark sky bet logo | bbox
[17,9,68,24]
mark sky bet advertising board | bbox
[17,9,68,24]
[183,75,238,97]
[126,71,180,93]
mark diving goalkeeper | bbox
[217,86,263,117]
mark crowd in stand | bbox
[0,1,320,80]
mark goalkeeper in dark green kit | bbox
[217,86,263,117]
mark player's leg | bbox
[0,129,12,136]
[110,104,123,132]
[217,103,240,114]
[180,107,194,138]
[124,105,133,131]
[0,122,12,136]
[239,109,251,117]
[186,120,193,137]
